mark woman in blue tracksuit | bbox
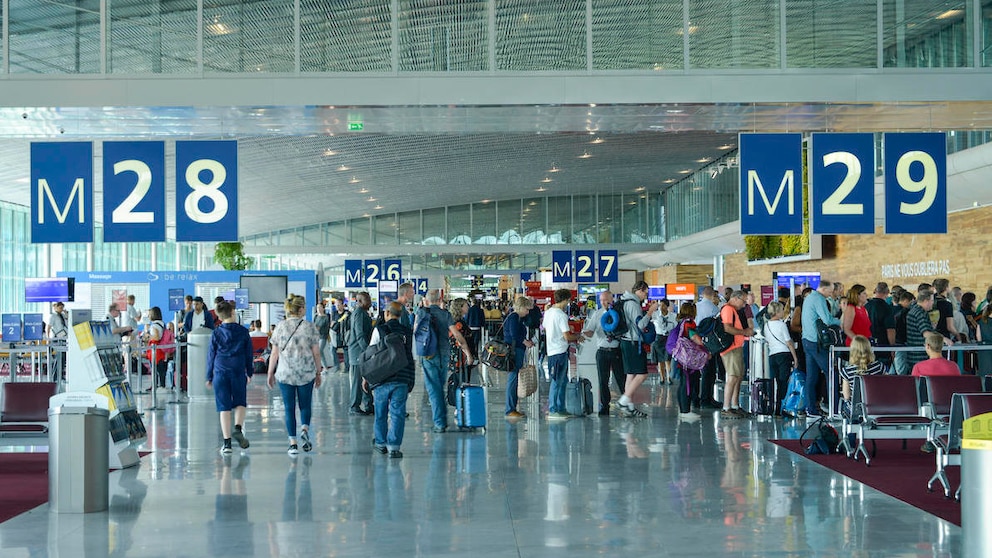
[503,296,535,418]
[206,300,254,454]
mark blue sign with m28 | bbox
[811,133,875,235]
[552,251,573,283]
[175,140,238,242]
[884,132,947,234]
[30,142,93,243]
[103,141,166,242]
[739,133,803,235]
[344,260,363,288]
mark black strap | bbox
[282,318,305,349]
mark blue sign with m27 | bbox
[884,132,947,234]
[344,260,363,288]
[30,142,93,243]
[739,133,803,235]
[811,133,875,235]
[175,140,238,242]
[103,141,166,242]
[552,251,573,283]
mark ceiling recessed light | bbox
[367,196,376,202]
[696,157,711,163]
[362,213,371,218]
[634,186,646,192]
[678,169,692,174]
[358,187,369,194]
[529,201,538,206]
[337,165,350,171]
[374,205,383,210]
[590,137,604,144]
[578,152,592,159]
[663,179,675,184]
[536,186,547,192]
[937,9,963,19]
[541,177,553,183]
[718,144,734,150]
[348,177,360,184]
[323,149,338,156]
[480,199,491,204]
[548,166,560,173]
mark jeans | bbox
[350,363,372,410]
[319,337,331,368]
[802,338,830,414]
[893,350,910,375]
[505,347,525,414]
[595,348,623,412]
[421,354,449,429]
[278,380,315,440]
[547,352,569,414]
[373,382,409,450]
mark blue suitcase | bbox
[565,377,593,416]
[456,384,486,430]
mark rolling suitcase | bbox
[750,378,776,415]
[565,377,593,416]
[454,361,486,431]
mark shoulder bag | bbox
[517,346,539,398]
[359,325,410,386]
[481,316,513,372]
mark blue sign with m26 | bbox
[344,260,363,288]
[739,133,803,235]
[811,133,875,235]
[31,142,93,243]
[103,141,166,242]
[552,251,573,283]
[364,260,382,287]
[175,140,238,242]
[884,132,947,234]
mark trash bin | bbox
[186,327,213,402]
[48,405,110,513]
[961,412,992,555]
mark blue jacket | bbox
[206,322,253,382]
[504,312,528,350]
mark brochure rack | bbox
[66,310,145,469]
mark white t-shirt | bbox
[582,307,618,349]
[764,319,792,356]
[543,306,570,357]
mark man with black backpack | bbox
[414,289,472,433]
[800,280,842,418]
[614,281,658,418]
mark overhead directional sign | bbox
[103,141,166,242]
[598,250,618,283]
[383,259,402,282]
[344,260,363,288]
[574,250,596,283]
[31,142,93,243]
[884,132,947,234]
[552,250,573,283]
[175,140,239,242]
[739,133,803,235]
[811,133,875,234]
[364,259,382,287]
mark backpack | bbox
[815,318,844,350]
[697,316,733,354]
[665,320,684,354]
[801,416,840,455]
[359,325,411,386]
[602,299,635,341]
[414,308,438,357]
[159,324,176,357]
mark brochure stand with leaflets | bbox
[66,310,145,469]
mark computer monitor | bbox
[24,278,69,303]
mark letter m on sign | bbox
[31,142,93,243]
[739,133,803,236]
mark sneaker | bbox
[720,409,742,420]
[679,411,701,420]
[288,444,300,456]
[505,410,525,419]
[220,442,233,454]
[300,430,312,453]
[432,426,447,433]
[372,439,387,454]
[388,450,403,459]
[619,406,648,418]
[730,408,750,418]
[232,428,250,449]
[548,412,570,421]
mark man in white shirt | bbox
[125,294,141,332]
[544,288,583,420]
[583,290,624,416]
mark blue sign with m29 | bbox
[884,133,947,234]
[739,133,804,236]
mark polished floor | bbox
[1,370,961,557]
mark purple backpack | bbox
[665,320,684,354]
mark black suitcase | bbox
[750,378,776,415]
[565,377,593,416]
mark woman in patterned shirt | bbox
[267,293,323,455]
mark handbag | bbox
[672,335,710,371]
[481,316,513,372]
[358,327,410,386]
[517,347,538,398]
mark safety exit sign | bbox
[348,121,364,131]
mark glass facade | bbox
[0,0,989,74]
